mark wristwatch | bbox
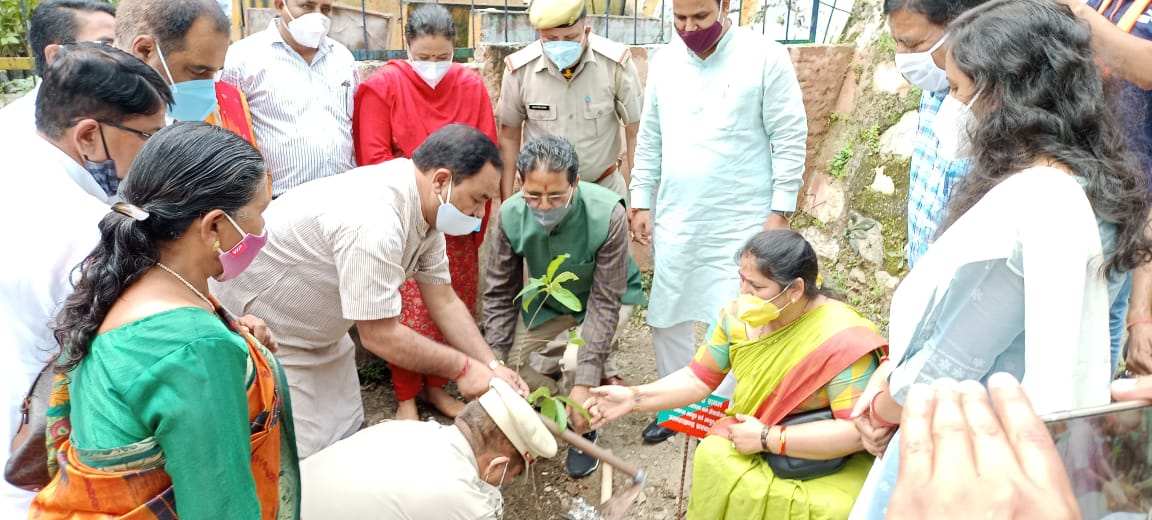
[773,210,794,219]
[488,359,504,371]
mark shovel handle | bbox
[539,414,644,483]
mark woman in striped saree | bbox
[587,230,887,519]
[29,123,299,520]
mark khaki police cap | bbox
[529,0,586,29]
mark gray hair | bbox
[115,0,228,54]
[516,135,579,184]
[406,4,457,43]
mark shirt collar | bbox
[534,39,598,77]
[30,134,115,204]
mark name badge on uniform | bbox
[528,104,551,111]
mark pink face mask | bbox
[214,213,267,282]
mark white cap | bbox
[478,378,558,460]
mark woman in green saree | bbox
[588,230,887,519]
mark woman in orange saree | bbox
[587,230,886,519]
[29,124,299,520]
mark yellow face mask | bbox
[735,282,794,327]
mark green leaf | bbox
[515,278,546,311]
[551,271,579,287]
[550,287,583,312]
[555,395,592,421]
[567,329,586,347]
[545,254,570,282]
[540,397,567,430]
[527,386,553,406]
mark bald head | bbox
[115,0,229,83]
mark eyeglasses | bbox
[522,193,571,206]
[97,120,155,141]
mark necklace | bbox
[156,263,214,310]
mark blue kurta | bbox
[630,26,808,328]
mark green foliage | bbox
[873,32,897,57]
[527,386,591,432]
[0,0,37,57]
[515,253,584,316]
[829,143,854,179]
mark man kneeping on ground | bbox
[300,379,557,519]
[483,136,646,478]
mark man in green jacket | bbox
[483,135,645,479]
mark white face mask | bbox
[409,60,452,89]
[282,5,331,49]
[894,33,949,92]
[931,91,980,162]
[436,180,483,236]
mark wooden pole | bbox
[539,415,644,482]
[600,464,614,504]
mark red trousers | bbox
[391,232,480,402]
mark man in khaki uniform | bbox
[497,0,643,202]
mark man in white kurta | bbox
[300,379,557,519]
[628,0,807,441]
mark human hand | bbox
[585,385,638,429]
[887,374,1080,520]
[850,361,896,456]
[763,212,790,230]
[1124,323,1152,375]
[729,414,768,455]
[568,385,592,434]
[629,209,652,245]
[493,364,529,396]
[237,314,277,352]
[1110,376,1152,401]
[456,359,494,399]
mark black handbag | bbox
[5,358,56,492]
[761,408,849,481]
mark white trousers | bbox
[652,321,698,378]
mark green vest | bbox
[501,182,647,329]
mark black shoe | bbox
[565,431,600,479]
[642,420,676,444]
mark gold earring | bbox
[213,239,221,251]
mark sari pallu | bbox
[30,325,300,520]
[690,302,886,520]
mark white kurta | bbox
[630,26,808,328]
[300,420,502,519]
[0,133,107,517]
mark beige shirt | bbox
[301,420,502,519]
[498,34,642,197]
[215,159,450,457]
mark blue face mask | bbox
[84,124,120,197]
[542,40,583,70]
[155,41,219,122]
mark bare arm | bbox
[418,281,497,365]
[499,125,522,200]
[1064,0,1152,89]
[1126,262,1152,374]
[356,317,493,398]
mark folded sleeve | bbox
[760,45,807,212]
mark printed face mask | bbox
[283,7,331,49]
[677,11,725,56]
[409,59,452,88]
[542,40,582,69]
[894,33,949,92]
[932,91,981,162]
[436,180,483,236]
[155,41,218,122]
[83,124,120,197]
[735,282,794,327]
[215,213,268,281]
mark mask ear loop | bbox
[564,186,574,208]
[153,39,177,87]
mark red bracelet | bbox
[1127,318,1152,330]
[453,357,471,381]
[778,425,788,456]
[868,391,899,428]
